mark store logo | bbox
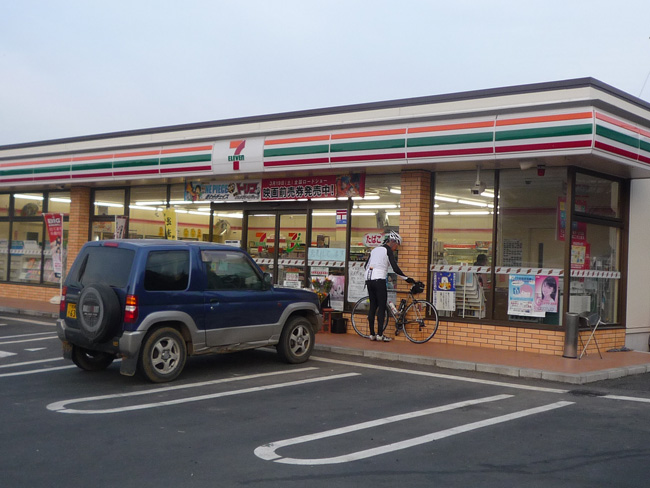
[228,140,246,170]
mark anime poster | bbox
[43,213,63,278]
[328,275,346,311]
[185,180,261,202]
[508,274,544,316]
[433,271,456,311]
[534,275,559,313]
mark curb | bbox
[313,343,649,385]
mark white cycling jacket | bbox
[364,244,408,281]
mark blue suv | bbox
[56,240,323,382]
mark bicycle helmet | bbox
[385,230,402,245]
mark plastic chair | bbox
[578,312,604,359]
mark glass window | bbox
[247,212,276,278]
[9,222,43,283]
[13,192,43,217]
[575,173,620,218]
[202,250,261,290]
[93,189,125,217]
[310,209,347,310]
[348,174,401,306]
[144,250,190,291]
[494,167,567,323]
[433,170,495,320]
[569,223,620,323]
[0,222,9,282]
[169,183,210,241]
[48,192,70,215]
[129,185,168,239]
[68,247,135,288]
[0,194,9,217]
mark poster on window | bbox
[534,275,559,313]
[433,271,456,311]
[328,275,345,311]
[508,274,544,316]
[43,213,63,278]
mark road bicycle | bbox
[350,281,439,343]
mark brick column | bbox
[67,187,91,271]
[398,170,432,284]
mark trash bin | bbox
[563,312,579,358]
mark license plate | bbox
[66,303,77,319]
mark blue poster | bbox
[508,274,544,316]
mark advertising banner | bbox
[534,275,559,313]
[261,174,365,201]
[114,215,128,239]
[433,271,456,311]
[508,274,544,316]
[185,180,262,202]
[43,213,63,278]
[163,208,177,240]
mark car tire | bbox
[71,345,116,371]
[139,327,187,383]
[277,317,314,364]
[77,283,121,342]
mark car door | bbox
[201,250,284,346]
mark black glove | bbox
[406,277,416,284]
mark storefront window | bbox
[93,189,125,217]
[247,213,276,277]
[569,223,620,324]
[129,186,168,239]
[12,192,43,217]
[494,168,567,323]
[169,183,210,241]
[348,174,401,307]
[432,170,495,320]
[48,192,70,216]
[310,209,347,310]
[10,221,43,283]
[0,194,9,217]
[0,222,8,282]
[575,173,620,218]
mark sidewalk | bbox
[2,297,650,385]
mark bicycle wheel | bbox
[402,300,439,344]
[350,296,389,338]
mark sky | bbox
[2,0,650,146]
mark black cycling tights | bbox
[366,279,388,336]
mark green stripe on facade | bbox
[263,145,329,158]
[71,162,113,172]
[33,165,71,174]
[330,139,405,153]
[640,139,650,153]
[408,132,493,148]
[0,168,33,177]
[159,154,211,166]
[496,124,593,142]
[113,158,159,169]
[596,125,640,149]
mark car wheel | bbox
[71,346,116,371]
[277,317,314,364]
[139,327,187,383]
[77,283,121,342]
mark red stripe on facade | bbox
[0,177,34,183]
[638,153,650,164]
[495,140,592,153]
[71,172,113,179]
[594,141,639,160]
[33,175,72,182]
[330,153,405,163]
[407,147,493,158]
[159,165,212,174]
[264,157,330,167]
[112,169,160,176]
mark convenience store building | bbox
[1,77,650,354]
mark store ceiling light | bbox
[356,204,398,209]
[129,205,161,211]
[389,188,401,194]
[481,191,495,198]
[14,194,44,201]
[136,200,165,206]
[457,199,488,207]
[94,201,124,208]
[434,211,450,216]
[216,213,243,219]
[350,211,375,216]
[50,197,71,203]
[434,195,458,203]
[449,210,491,215]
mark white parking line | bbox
[311,356,569,394]
[0,316,56,326]
[0,332,58,340]
[0,336,59,346]
[0,351,16,358]
[255,398,574,465]
[0,357,65,369]
[603,395,650,404]
[0,365,78,377]
[47,369,360,414]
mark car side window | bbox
[144,250,189,291]
[202,250,262,291]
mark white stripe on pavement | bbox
[0,316,56,326]
[0,336,59,346]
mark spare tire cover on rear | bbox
[77,283,121,342]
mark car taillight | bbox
[59,285,67,315]
[124,294,138,323]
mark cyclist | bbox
[365,230,415,341]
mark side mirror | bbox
[263,272,273,291]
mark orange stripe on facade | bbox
[265,135,330,146]
[0,157,71,168]
[408,120,494,134]
[160,145,212,154]
[596,112,650,137]
[496,112,593,127]
[331,128,406,140]
[112,150,161,159]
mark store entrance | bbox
[246,211,308,287]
